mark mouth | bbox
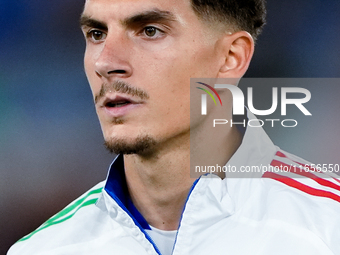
[105,99,132,108]
[102,95,136,108]
[100,95,143,118]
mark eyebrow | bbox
[80,15,108,31]
[80,8,177,30]
[122,9,177,27]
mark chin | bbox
[104,135,157,155]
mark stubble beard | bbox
[95,80,155,155]
[104,135,157,155]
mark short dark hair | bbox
[190,0,266,40]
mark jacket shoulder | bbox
[8,181,105,255]
[263,149,340,204]
[256,150,340,252]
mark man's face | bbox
[81,0,223,154]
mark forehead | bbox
[83,0,194,23]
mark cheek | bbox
[142,44,215,113]
[151,87,190,130]
[170,45,217,80]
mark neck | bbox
[123,117,242,230]
[124,131,192,230]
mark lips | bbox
[105,98,131,108]
[99,94,143,118]
[102,95,135,107]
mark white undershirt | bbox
[145,226,178,255]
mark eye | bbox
[86,30,107,42]
[142,26,164,39]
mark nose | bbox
[95,34,133,80]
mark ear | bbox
[217,31,254,78]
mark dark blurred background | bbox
[1,0,339,253]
